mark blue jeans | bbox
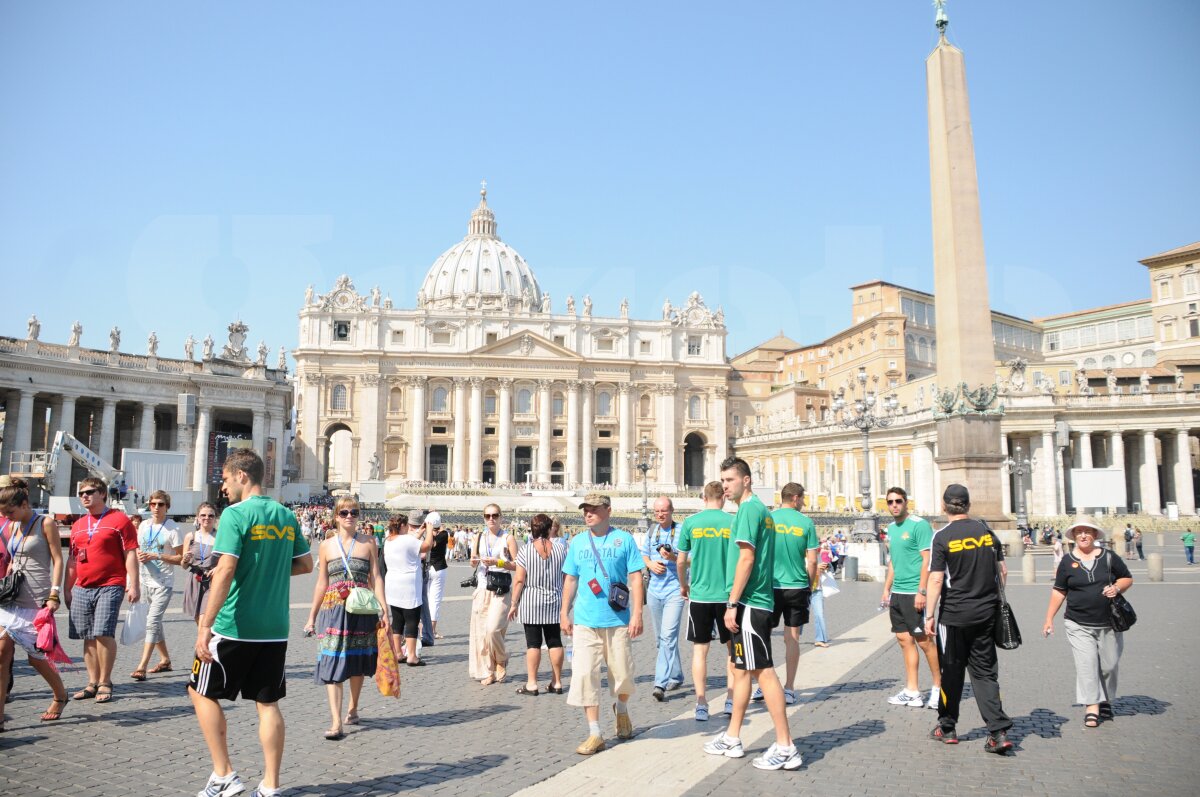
[1186,546,1195,565]
[647,590,685,688]
[810,589,829,643]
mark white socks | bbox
[588,720,602,736]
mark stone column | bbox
[658,385,677,489]
[1110,431,1127,510]
[53,395,78,496]
[252,409,266,454]
[268,412,285,495]
[843,449,856,509]
[98,397,118,466]
[497,378,513,484]
[409,377,427,481]
[358,375,381,482]
[714,386,729,464]
[1174,430,1196,515]
[536,380,552,480]
[10,390,36,471]
[192,405,212,492]
[138,402,157,450]
[301,377,323,485]
[1000,434,1012,515]
[468,377,484,483]
[1140,430,1161,515]
[452,378,468,483]
[566,380,581,487]
[580,382,594,485]
[1079,431,1093,469]
[618,384,633,486]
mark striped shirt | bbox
[515,539,567,625]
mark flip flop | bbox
[73,683,98,700]
[324,729,345,741]
[516,685,540,696]
[345,711,360,725]
[41,696,69,722]
[406,659,426,667]
[130,670,147,682]
[148,661,173,674]
[95,683,114,704]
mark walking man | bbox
[704,457,802,771]
[131,490,183,681]
[65,477,139,706]
[881,486,939,709]
[1182,528,1195,565]
[766,482,818,706]
[643,496,685,701]
[561,493,644,755]
[924,484,1014,754]
[676,480,734,721]
[189,449,313,797]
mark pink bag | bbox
[33,606,73,668]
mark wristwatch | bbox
[726,601,738,609]
[918,588,927,596]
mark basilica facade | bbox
[292,189,730,492]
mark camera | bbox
[460,574,478,589]
[657,544,674,555]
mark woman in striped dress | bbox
[507,513,568,695]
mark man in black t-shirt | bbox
[924,484,1014,754]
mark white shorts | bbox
[0,605,47,660]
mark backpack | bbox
[1124,529,1133,542]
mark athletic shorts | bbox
[523,622,563,650]
[889,592,927,636]
[686,601,731,644]
[390,605,421,639]
[190,635,288,703]
[68,585,124,640]
[770,587,811,629]
[729,604,773,672]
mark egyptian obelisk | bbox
[927,1,1006,522]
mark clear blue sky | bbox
[1,1,1196,362]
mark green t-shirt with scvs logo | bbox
[726,494,776,611]
[770,507,818,588]
[886,515,934,593]
[678,508,733,602]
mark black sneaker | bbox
[984,731,1013,755]
[929,726,958,744]
[652,686,665,702]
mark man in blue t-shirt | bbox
[642,495,685,700]
[561,493,644,756]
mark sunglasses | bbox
[484,512,501,519]
[77,488,100,497]
[338,509,360,518]
[149,501,167,507]
[197,514,216,519]
[886,499,906,505]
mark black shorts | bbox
[686,601,731,644]
[771,587,811,629]
[522,622,563,650]
[390,605,422,639]
[730,604,773,672]
[190,636,287,703]
[889,592,927,636]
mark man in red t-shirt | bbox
[65,477,139,705]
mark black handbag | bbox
[587,530,631,611]
[0,513,39,605]
[485,570,512,595]
[1107,552,1137,632]
[993,556,1022,650]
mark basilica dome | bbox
[417,186,543,312]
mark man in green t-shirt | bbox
[1183,529,1195,565]
[188,449,313,797]
[768,482,818,707]
[880,486,939,710]
[703,457,801,771]
[676,480,734,721]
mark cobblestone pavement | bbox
[1,552,1196,796]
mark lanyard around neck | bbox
[6,514,40,559]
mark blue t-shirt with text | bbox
[564,527,643,629]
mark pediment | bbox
[470,332,583,361]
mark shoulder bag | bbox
[992,546,1022,650]
[1107,551,1137,632]
[587,530,630,611]
[482,532,512,594]
[0,514,40,606]
[335,536,382,615]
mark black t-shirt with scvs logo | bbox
[929,518,1005,626]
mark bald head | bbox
[652,496,674,525]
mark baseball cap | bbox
[942,484,970,504]
[424,511,442,527]
[578,492,612,509]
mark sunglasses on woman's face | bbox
[484,513,501,520]
[338,509,360,518]
[198,513,216,519]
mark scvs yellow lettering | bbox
[948,534,993,553]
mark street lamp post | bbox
[832,366,899,540]
[627,435,658,531]
[1003,442,1031,530]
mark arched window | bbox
[917,337,929,362]
[553,392,565,417]
[688,395,703,420]
[906,334,916,358]
[331,384,348,411]
[389,386,403,413]
[596,391,612,417]
[516,388,532,414]
[639,394,652,418]
[1082,357,1097,369]
[1142,349,1156,367]
[431,386,448,412]
[1101,355,1116,369]
[484,390,497,415]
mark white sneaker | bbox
[927,688,939,709]
[784,688,797,705]
[887,689,925,708]
[751,686,764,701]
[704,732,745,758]
[199,773,246,797]
[724,698,734,715]
[695,703,710,721]
[752,742,803,771]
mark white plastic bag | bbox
[819,571,840,598]
[119,600,148,646]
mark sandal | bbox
[148,661,173,674]
[73,683,98,701]
[345,711,360,726]
[548,683,564,694]
[1084,712,1100,728]
[323,728,345,741]
[95,683,114,704]
[41,695,69,722]
[130,670,147,682]
[480,675,497,686]
[516,685,540,696]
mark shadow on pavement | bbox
[794,718,886,768]
[288,753,509,795]
[957,707,1068,745]
[1113,695,1170,717]
[363,703,519,728]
